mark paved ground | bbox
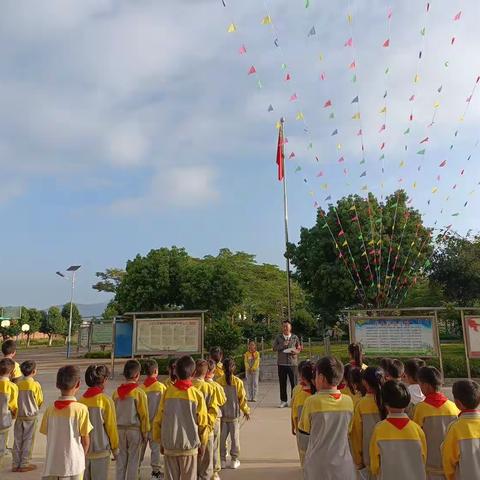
[1,348,301,479]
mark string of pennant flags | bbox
[221,0,479,307]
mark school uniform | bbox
[140,377,166,475]
[244,351,260,401]
[12,361,22,382]
[370,413,427,480]
[213,362,224,381]
[12,376,43,470]
[298,389,356,480]
[0,376,18,462]
[164,377,175,388]
[406,384,426,418]
[79,387,119,480]
[112,382,150,480]
[206,377,226,478]
[350,393,382,476]
[339,383,363,408]
[152,380,209,480]
[291,384,312,466]
[217,374,250,463]
[40,396,93,480]
[442,410,480,480]
[414,392,460,479]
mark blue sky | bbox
[0,0,479,308]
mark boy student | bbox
[40,365,93,480]
[12,360,43,473]
[404,358,426,416]
[113,359,150,480]
[384,358,405,382]
[140,359,166,480]
[1,339,21,383]
[209,347,224,381]
[206,359,226,480]
[442,380,480,479]
[244,340,260,402]
[298,356,357,480]
[153,355,209,480]
[0,358,18,466]
[165,358,177,388]
[370,380,427,480]
[79,364,118,480]
[414,366,460,479]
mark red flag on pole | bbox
[276,120,285,181]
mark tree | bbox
[41,306,66,346]
[92,268,126,293]
[102,301,119,321]
[26,309,45,347]
[61,303,82,336]
[204,318,243,356]
[429,233,480,305]
[287,190,433,323]
[291,309,317,338]
[399,278,444,308]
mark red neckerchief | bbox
[143,376,158,388]
[387,417,410,430]
[460,409,480,416]
[174,380,193,391]
[330,392,341,400]
[338,383,346,390]
[54,400,76,410]
[117,383,139,400]
[83,387,103,398]
[424,392,448,408]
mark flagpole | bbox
[281,117,292,323]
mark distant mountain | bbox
[76,302,109,318]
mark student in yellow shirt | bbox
[244,340,261,402]
[339,364,366,408]
[218,357,250,470]
[12,360,43,473]
[370,380,427,479]
[350,366,386,478]
[414,366,460,479]
[112,360,150,480]
[384,359,405,382]
[209,347,224,381]
[1,340,21,383]
[348,343,368,370]
[0,358,18,467]
[140,359,166,480]
[153,355,209,480]
[298,356,356,480]
[442,380,480,480]
[79,364,118,480]
[291,360,315,466]
[164,358,177,388]
[40,365,93,479]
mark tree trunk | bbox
[26,333,31,348]
[48,334,53,347]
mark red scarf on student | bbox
[424,392,448,408]
[460,409,480,416]
[387,417,410,430]
[83,387,104,398]
[117,383,139,399]
[338,383,346,390]
[143,376,158,388]
[174,380,193,391]
[54,400,76,410]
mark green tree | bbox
[92,268,126,293]
[41,306,66,346]
[102,301,119,321]
[287,190,432,323]
[429,233,480,305]
[205,318,243,356]
[61,303,82,336]
[291,309,317,338]
[399,278,444,307]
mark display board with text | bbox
[133,317,202,355]
[91,322,113,345]
[464,316,480,358]
[351,316,438,357]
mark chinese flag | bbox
[276,122,285,181]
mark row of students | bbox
[290,354,480,480]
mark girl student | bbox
[291,361,316,467]
[348,342,368,370]
[350,366,387,479]
[339,364,366,408]
[217,357,250,470]
[79,364,119,480]
[243,340,260,402]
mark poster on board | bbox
[91,322,113,345]
[464,316,480,358]
[352,316,438,357]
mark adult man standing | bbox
[273,320,301,408]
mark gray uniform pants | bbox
[0,428,9,464]
[164,454,197,480]
[220,419,240,461]
[245,370,259,401]
[198,433,214,480]
[43,476,82,480]
[117,428,143,480]
[85,456,110,480]
[213,418,221,473]
[13,418,37,468]
[140,432,163,472]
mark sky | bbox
[0,0,479,308]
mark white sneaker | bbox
[221,460,228,469]
[278,401,288,408]
[231,459,241,469]
[213,474,221,480]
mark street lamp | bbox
[56,265,81,358]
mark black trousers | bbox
[278,365,297,402]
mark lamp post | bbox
[56,265,81,358]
